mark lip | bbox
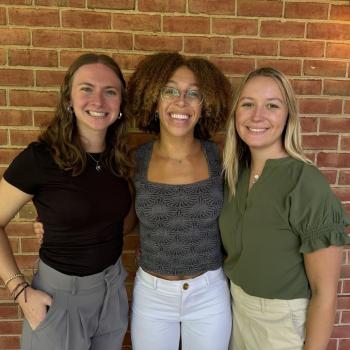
[170,113,190,120]
[246,127,268,133]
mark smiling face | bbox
[235,75,288,157]
[156,66,202,140]
[70,62,122,139]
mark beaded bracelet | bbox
[14,283,29,302]
[4,273,25,288]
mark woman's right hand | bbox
[17,286,52,330]
[33,220,44,243]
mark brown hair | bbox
[126,52,232,139]
[223,67,312,197]
[39,53,133,178]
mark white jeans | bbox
[131,267,232,350]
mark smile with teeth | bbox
[247,127,268,133]
[170,113,190,120]
[87,110,108,118]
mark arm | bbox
[0,178,52,330]
[303,245,343,350]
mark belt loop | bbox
[72,277,77,295]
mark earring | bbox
[117,112,122,119]
[67,105,73,113]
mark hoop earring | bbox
[117,112,122,119]
[67,105,73,114]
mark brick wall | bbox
[0,1,349,349]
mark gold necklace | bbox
[87,152,102,172]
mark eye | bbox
[80,86,92,93]
[186,90,202,101]
[266,103,279,109]
[241,102,254,108]
[161,86,179,99]
[105,89,117,96]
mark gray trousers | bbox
[21,258,128,350]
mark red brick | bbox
[9,49,58,67]
[139,0,185,12]
[13,255,38,269]
[320,119,350,133]
[0,48,6,65]
[212,18,257,35]
[9,8,59,27]
[84,32,132,50]
[0,148,21,164]
[0,130,7,145]
[0,336,20,349]
[112,53,146,71]
[308,23,350,41]
[343,280,350,293]
[332,324,350,338]
[10,130,41,146]
[21,238,40,253]
[339,171,350,185]
[257,59,301,75]
[210,57,254,75]
[341,136,350,151]
[339,339,350,350]
[345,101,350,114]
[324,80,350,97]
[321,170,337,185]
[233,39,277,56]
[304,60,347,78]
[36,70,65,87]
[0,0,30,3]
[302,135,338,150]
[36,0,85,6]
[6,222,36,237]
[0,90,6,106]
[285,2,328,19]
[112,14,160,32]
[280,40,324,58]
[237,0,282,17]
[10,90,58,108]
[330,5,350,21]
[300,117,317,133]
[326,339,337,350]
[33,30,82,48]
[333,188,350,202]
[164,16,209,34]
[87,0,134,9]
[0,7,6,25]
[135,35,182,52]
[60,50,95,67]
[0,69,33,86]
[0,320,22,334]
[62,10,111,29]
[299,99,342,115]
[317,153,350,168]
[0,304,18,319]
[189,0,235,15]
[327,43,350,59]
[292,79,322,95]
[261,20,305,38]
[0,110,32,126]
[0,28,30,45]
[185,36,230,54]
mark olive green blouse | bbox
[219,156,350,300]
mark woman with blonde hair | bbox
[220,67,350,350]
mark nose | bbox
[174,91,187,106]
[251,105,264,121]
[91,90,104,106]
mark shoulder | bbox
[202,139,221,160]
[135,141,153,157]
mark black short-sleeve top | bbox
[219,156,350,299]
[3,142,131,276]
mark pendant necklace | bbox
[87,152,102,172]
[251,174,259,185]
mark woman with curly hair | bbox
[0,53,135,350]
[220,67,350,350]
[126,52,232,350]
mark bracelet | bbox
[4,273,25,287]
[11,281,28,299]
[14,283,29,302]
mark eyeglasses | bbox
[160,86,204,105]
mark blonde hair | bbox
[222,67,312,197]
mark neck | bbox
[79,131,106,153]
[250,146,288,174]
[156,135,199,161]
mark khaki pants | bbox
[230,282,308,350]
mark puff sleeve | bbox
[289,163,350,253]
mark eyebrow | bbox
[239,96,284,103]
[166,80,199,89]
[77,82,118,89]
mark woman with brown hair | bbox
[126,52,232,350]
[0,53,134,350]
